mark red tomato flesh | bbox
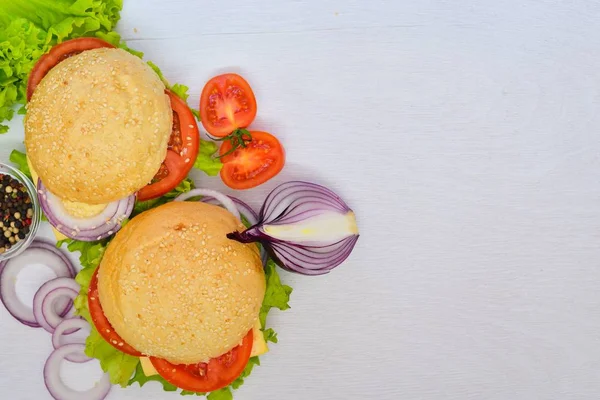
[199,74,257,137]
[150,330,253,393]
[88,269,142,356]
[136,90,200,201]
[220,131,285,190]
[27,38,115,101]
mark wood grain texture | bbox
[2,0,600,399]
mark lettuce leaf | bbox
[194,140,223,176]
[9,149,31,179]
[67,178,200,387]
[0,0,123,131]
[59,238,139,387]
[260,259,293,328]
[132,177,194,216]
[129,363,178,392]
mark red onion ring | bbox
[37,179,135,242]
[0,243,75,327]
[52,318,92,363]
[174,188,240,220]
[28,239,76,276]
[200,196,259,226]
[44,343,111,400]
[33,277,80,333]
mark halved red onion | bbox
[44,343,111,400]
[175,188,240,220]
[37,179,134,242]
[227,181,359,275]
[52,318,92,363]
[0,242,75,327]
[33,277,80,333]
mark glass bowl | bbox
[0,162,41,262]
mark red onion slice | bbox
[44,343,111,400]
[38,179,134,242]
[227,181,359,275]
[28,239,76,276]
[200,196,259,226]
[33,277,80,333]
[0,244,75,327]
[52,319,92,363]
[175,188,241,220]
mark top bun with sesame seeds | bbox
[24,47,172,204]
[97,201,266,364]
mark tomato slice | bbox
[27,38,115,101]
[137,90,200,201]
[150,330,253,393]
[88,269,142,357]
[219,131,285,190]
[199,74,257,137]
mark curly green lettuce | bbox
[0,0,123,132]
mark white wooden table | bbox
[2,1,600,399]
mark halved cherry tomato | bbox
[219,131,285,190]
[199,74,257,137]
[150,330,253,393]
[88,269,142,357]
[137,90,200,201]
[27,37,115,101]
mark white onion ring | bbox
[0,246,75,327]
[44,344,111,400]
[38,179,134,242]
[52,319,92,363]
[174,188,240,220]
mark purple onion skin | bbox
[227,181,359,275]
[226,230,258,243]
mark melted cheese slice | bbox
[140,321,268,377]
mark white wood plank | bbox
[2,1,600,399]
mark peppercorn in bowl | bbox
[0,163,41,261]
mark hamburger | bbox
[23,39,200,242]
[88,201,269,392]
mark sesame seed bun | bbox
[25,48,172,204]
[97,201,266,364]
